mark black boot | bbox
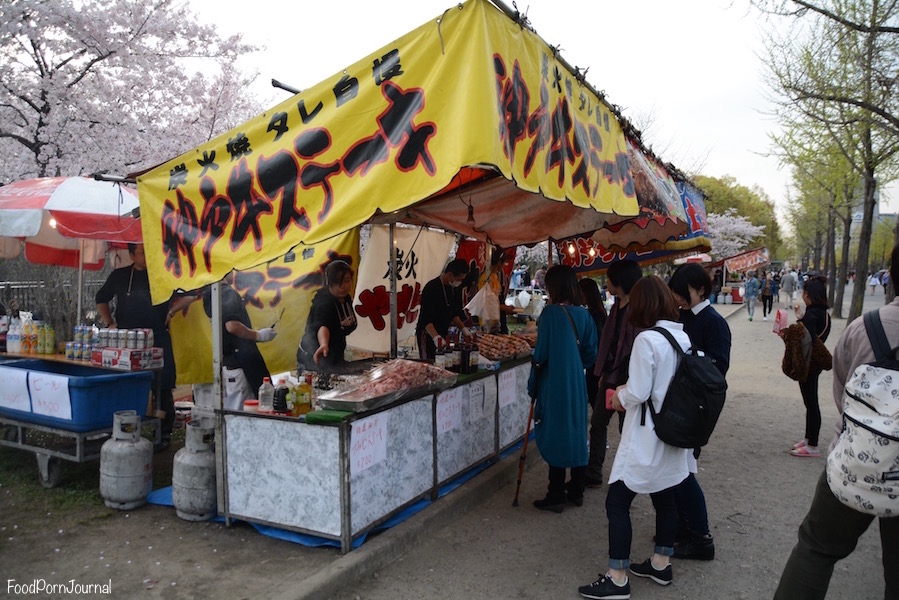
[533,494,565,513]
[674,534,715,560]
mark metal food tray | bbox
[318,381,448,413]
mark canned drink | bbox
[136,329,147,349]
[83,344,93,361]
[99,328,109,347]
[146,329,154,348]
[126,330,137,349]
[117,329,128,348]
[72,342,82,361]
[65,341,75,360]
[108,328,118,347]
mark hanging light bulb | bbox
[588,247,596,257]
[567,243,576,255]
[48,218,57,229]
[467,204,475,227]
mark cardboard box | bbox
[91,347,164,371]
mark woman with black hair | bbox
[528,265,598,513]
[298,260,358,373]
[585,259,644,488]
[666,263,732,561]
[790,275,831,457]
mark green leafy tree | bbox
[756,0,899,321]
[692,174,783,257]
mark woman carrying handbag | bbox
[528,265,598,513]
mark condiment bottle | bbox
[469,336,480,372]
[434,338,447,370]
[258,377,275,414]
[272,378,290,414]
[294,373,313,416]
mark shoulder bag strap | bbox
[650,326,687,356]
[560,305,580,348]
[863,310,891,362]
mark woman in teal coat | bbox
[528,265,599,513]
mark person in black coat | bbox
[667,264,732,560]
[790,275,831,457]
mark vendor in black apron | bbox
[297,260,358,374]
[96,243,176,450]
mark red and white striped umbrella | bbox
[0,177,141,269]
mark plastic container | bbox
[173,400,193,429]
[243,399,259,413]
[258,377,274,413]
[0,359,153,431]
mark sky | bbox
[185,0,898,221]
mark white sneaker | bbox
[763,316,769,321]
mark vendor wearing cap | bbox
[417,258,471,360]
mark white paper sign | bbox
[468,381,487,423]
[29,372,71,420]
[0,366,31,412]
[437,387,464,435]
[348,225,456,353]
[498,369,517,408]
[350,412,389,475]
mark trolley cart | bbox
[0,415,160,488]
[0,357,157,487]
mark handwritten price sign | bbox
[29,373,71,420]
[436,387,463,435]
[350,412,389,475]
[0,366,31,412]
[498,369,516,408]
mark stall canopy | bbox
[723,247,770,276]
[135,0,701,304]
[558,179,711,274]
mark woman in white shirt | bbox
[578,275,692,600]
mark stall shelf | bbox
[220,358,532,553]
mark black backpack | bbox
[641,327,728,448]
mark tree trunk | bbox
[832,206,853,320]
[826,206,837,308]
[849,168,877,322]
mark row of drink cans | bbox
[65,341,96,361]
[97,327,155,349]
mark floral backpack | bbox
[826,310,899,517]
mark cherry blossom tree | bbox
[0,0,262,181]
[707,209,767,260]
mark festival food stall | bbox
[134,0,701,551]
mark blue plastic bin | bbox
[0,359,153,432]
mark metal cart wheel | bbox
[36,454,63,488]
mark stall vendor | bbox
[297,260,358,373]
[202,270,276,411]
[417,258,471,360]
[96,243,177,450]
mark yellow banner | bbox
[169,229,359,384]
[138,0,636,304]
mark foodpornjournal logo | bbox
[7,578,112,595]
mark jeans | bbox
[774,471,899,599]
[675,473,710,537]
[606,480,679,569]
[747,296,757,318]
[587,401,625,482]
[762,294,774,317]
[798,372,822,447]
